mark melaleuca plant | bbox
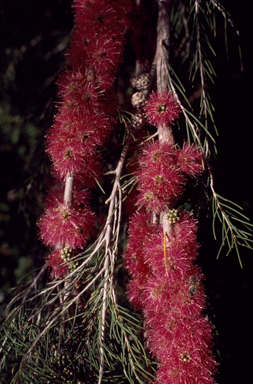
[124,107,217,383]
[1,1,252,384]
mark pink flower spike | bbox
[57,69,103,112]
[136,141,185,212]
[38,198,94,249]
[124,211,154,278]
[87,37,124,77]
[47,250,68,279]
[74,1,124,42]
[144,91,180,127]
[177,142,204,177]
[126,276,148,310]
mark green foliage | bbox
[0,248,155,384]
[166,0,252,264]
[212,193,253,266]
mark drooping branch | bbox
[98,134,132,384]
[155,0,175,238]
[195,0,209,156]
[156,0,172,94]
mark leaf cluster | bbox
[0,245,155,384]
[165,0,252,264]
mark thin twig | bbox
[98,133,132,383]
[209,168,238,250]
[98,255,109,384]
[165,63,201,145]
[195,1,209,157]
[121,177,137,192]
[210,0,243,72]
[110,285,139,380]
[5,264,48,322]
[21,266,106,366]
[105,134,132,205]
[0,318,16,371]
[210,0,240,38]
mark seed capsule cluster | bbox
[69,260,79,273]
[131,91,146,109]
[166,209,180,224]
[60,247,72,262]
[48,333,80,384]
[131,112,145,130]
[54,349,74,380]
[60,247,78,275]
[130,73,150,93]
[130,73,151,130]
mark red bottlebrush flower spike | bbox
[177,142,204,177]
[38,191,94,249]
[138,225,217,383]
[46,107,110,179]
[124,211,154,308]
[74,1,124,42]
[136,141,204,212]
[57,69,103,112]
[95,71,118,91]
[154,318,217,384]
[40,0,129,268]
[87,37,124,77]
[136,141,185,212]
[44,185,92,210]
[126,277,147,310]
[46,118,88,178]
[123,165,217,384]
[66,31,89,71]
[144,91,180,127]
[73,158,103,189]
[47,250,68,279]
[123,211,153,278]
[39,0,130,280]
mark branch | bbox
[98,134,132,383]
[155,0,175,237]
[105,134,132,205]
[21,265,106,367]
[4,264,48,322]
[63,173,74,208]
[210,0,243,72]
[195,1,209,156]
[156,0,173,93]
[163,48,202,145]
[210,0,241,38]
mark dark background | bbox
[202,2,253,382]
[0,0,253,382]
